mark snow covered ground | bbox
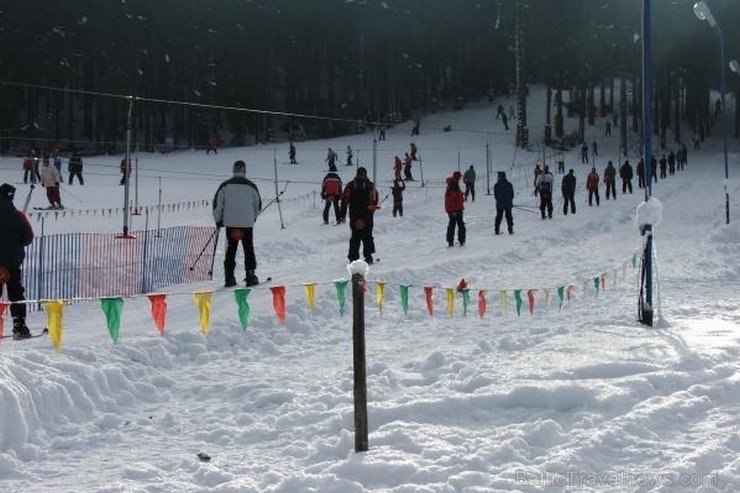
[0,87,739,492]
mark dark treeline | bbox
[0,0,737,155]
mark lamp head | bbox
[693,1,717,27]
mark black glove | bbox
[216,221,223,228]
[321,193,326,200]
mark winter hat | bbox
[356,167,367,177]
[452,171,462,180]
[233,160,246,175]
[497,171,506,179]
[0,183,16,200]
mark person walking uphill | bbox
[493,171,514,235]
[341,167,379,264]
[445,171,466,246]
[0,183,34,339]
[212,160,262,287]
[321,171,343,225]
[463,165,476,202]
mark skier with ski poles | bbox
[212,160,262,287]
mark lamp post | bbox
[731,60,740,139]
[694,1,730,224]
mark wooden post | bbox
[351,272,369,452]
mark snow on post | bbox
[635,197,663,232]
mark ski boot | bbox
[245,270,259,287]
[12,318,32,340]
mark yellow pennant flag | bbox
[376,282,386,314]
[303,283,317,310]
[544,288,552,313]
[445,287,455,316]
[500,290,508,316]
[192,291,214,336]
[43,300,66,353]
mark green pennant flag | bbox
[400,285,410,314]
[594,276,600,294]
[557,286,565,310]
[632,252,638,268]
[461,289,470,316]
[514,289,523,316]
[234,288,251,329]
[334,280,349,316]
[101,297,124,344]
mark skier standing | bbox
[561,169,577,216]
[619,160,633,194]
[393,156,403,181]
[40,157,63,209]
[289,142,297,164]
[636,158,645,189]
[403,153,414,181]
[535,165,554,219]
[604,161,617,200]
[463,165,476,202]
[444,171,466,246]
[391,178,405,218]
[341,167,378,264]
[321,171,343,225]
[68,150,84,185]
[586,167,600,206]
[346,145,353,166]
[212,160,262,287]
[493,171,514,235]
[326,148,338,172]
[0,183,34,339]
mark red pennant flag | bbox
[147,294,168,336]
[0,301,8,339]
[527,289,536,315]
[270,286,287,325]
[601,274,606,291]
[566,285,575,300]
[423,286,434,316]
[478,290,487,318]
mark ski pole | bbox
[207,227,220,279]
[189,227,219,271]
[22,184,36,213]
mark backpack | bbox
[539,178,551,198]
[324,177,341,197]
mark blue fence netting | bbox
[9,225,217,311]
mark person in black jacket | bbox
[561,169,577,215]
[0,183,34,339]
[391,178,405,217]
[68,150,84,185]
[493,171,514,235]
[619,160,633,194]
[341,167,378,263]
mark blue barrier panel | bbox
[4,226,217,312]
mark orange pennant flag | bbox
[423,286,434,316]
[0,301,8,339]
[147,293,168,336]
[270,286,287,325]
[527,289,536,315]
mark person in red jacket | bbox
[393,156,402,181]
[321,171,343,224]
[586,167,600,206]
[445,171,466,246]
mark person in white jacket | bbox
[40,157,63,209]
[212,160,262,287]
